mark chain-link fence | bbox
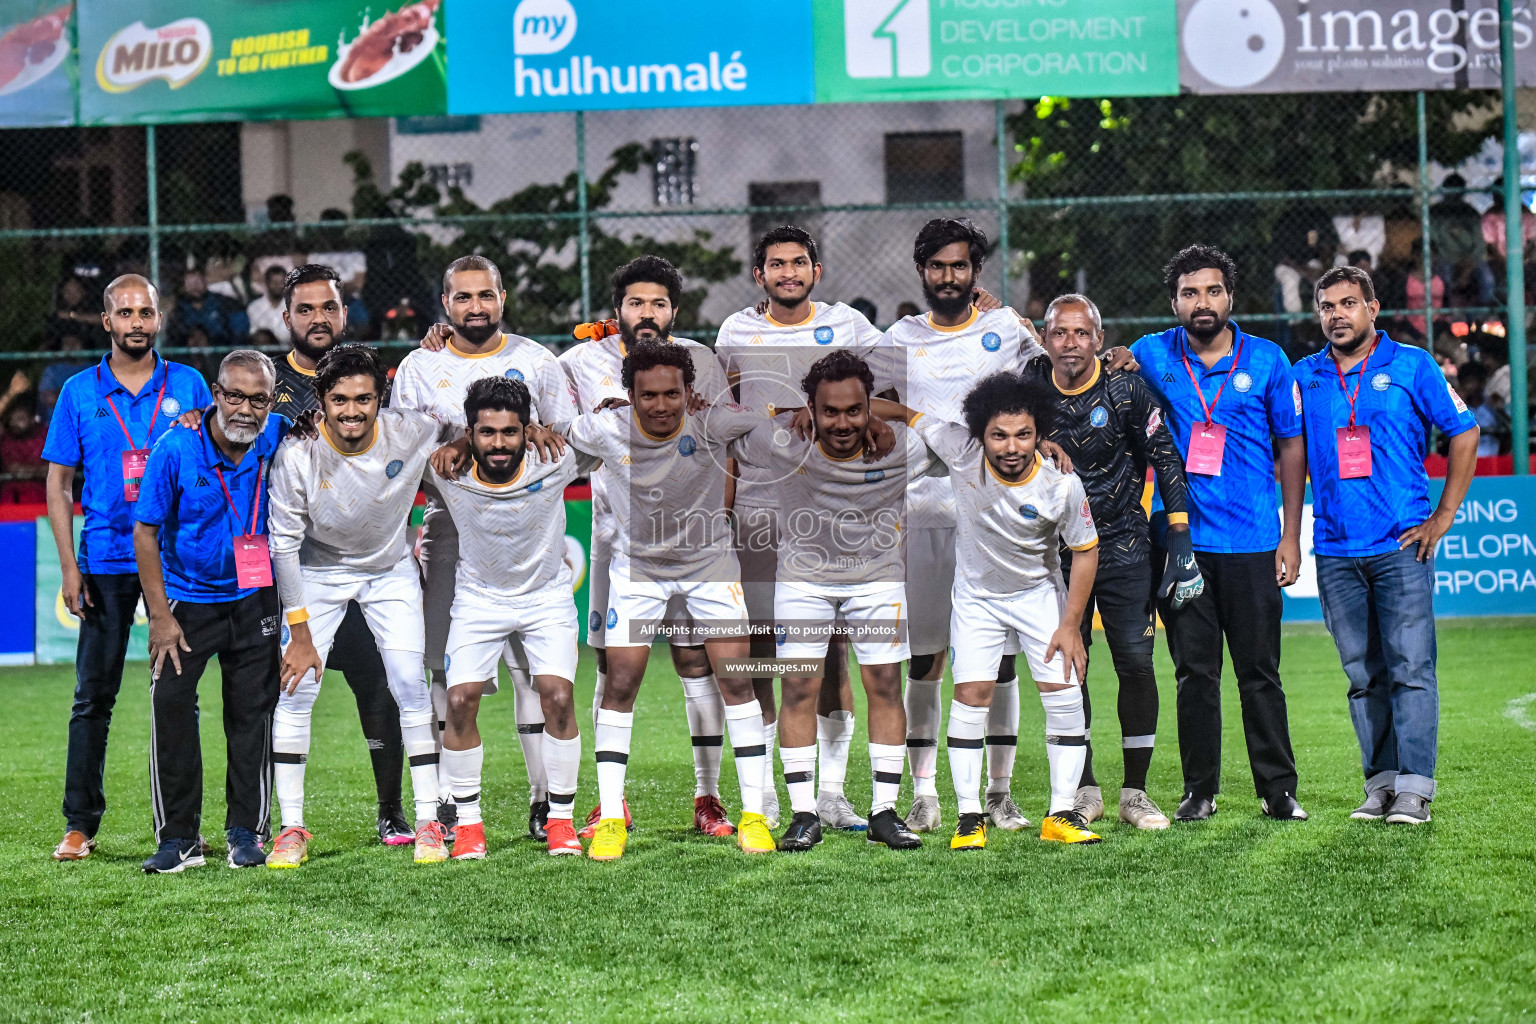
[0,91,1528,454]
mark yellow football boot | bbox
[950,812,987,851]
[413,821,450,863]
[267,826,310,869]
[587,818,629,861]
[1040,811,1103,844]
[736,812,776,854]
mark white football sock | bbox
[1042,687,1088,815]
[780,744,817,815]
[441,744,484,827]
[947,700,988,815]
[591,669,606,731]
[817,710,854,798]
[379,649,440,824]
[430,672,451,805]
[510,668,548,803]
[271,700,312,830]
[986,677,1020,797]
[905,677,942,798]
[725,700,767,816]
[869,742,905,815]
[681,674,725,798]
[543,733,580,821]
[594,708,633,821]
[402,709,441,824]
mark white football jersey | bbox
[914,416,1097,598]
[428,447,596,602]
[732,417,945,587]
[564,402,763,584]
[886,307,1045,528]
[558,334,730,564]
[268,407,444,613]
[715,301,890,509]
[390,331,578,432]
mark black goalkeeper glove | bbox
[1158,525,1205,610]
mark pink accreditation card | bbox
[1185,423,1226,476]
[1336,426,1372,479]
[121,449,149,501]
[233,534,274,588]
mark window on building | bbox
[748,180,822,249]
[651,137,698,206]
[425,163,474,190]
[884,131,964,204]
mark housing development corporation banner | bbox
[77,0,448,124]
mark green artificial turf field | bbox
[2,620,1533,1023]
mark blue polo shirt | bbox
[41,353,212,574]
[1132,322,1302,553]
[133,413,287,603]
[1294,332,1476,557]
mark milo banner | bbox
[0,1,77,126]
[78,0,447,125]
[813,0,1179,104]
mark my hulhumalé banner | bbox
[0,1,77,126]
[812,0,1180,104]
[77,0,448,125]
[446,0,813,113]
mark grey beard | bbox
[217,407,263,445]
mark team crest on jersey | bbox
[1020,503,1039,520]
[864,468,886,483]
[1231,371,1253,393]
[981,332,1001,352]
[774,623,787,647]
[589,610,602,632]
[1090,406,1109,428]
[505,368,525,382]
[813,326,834,345]
[160,396,181,418]
[444,654,451,672]
[385,459,404,479]
[527,479,543,493]
[678,435,697,456]
[1371,372,1392,391]
[606,608,619,629]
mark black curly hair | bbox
[464,375,531,429]
[752,225,819,271]
[800,349,875,404]
[622,338,695,392]
[1163,244,1237,300]
[313,343,386,401]
[961,371,1056,443]
[913,217,988,269]
[611,255,683,310]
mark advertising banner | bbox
[1281,475,1536,621]
[1178,0,1536,94]
[447,0,813,114]
[813,0,1179,104]
[78,0,447,125]
[0,1,76,126]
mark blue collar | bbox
[1311,331,1401,376]
[197,411,269,472]
[93,351,166,398]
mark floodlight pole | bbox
[1417,92,1433,348]
[996,100,1010,309]
[1501,0,1529,474]
[146,123,160,292]
[576,110,592,322]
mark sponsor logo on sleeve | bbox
[1292,381,1303,414]
[1145,406,1162,437]
[1448,380,1468,413]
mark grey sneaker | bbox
[985,792,1031,830]
[1073,785,1105,823]
[762,785,781,830]
[1384,792,1431,825]
[817,793,869,832]
[905,794,941,833]
[1119,788,1170,830]
[1351,789,1394,820]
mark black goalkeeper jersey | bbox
[1024,355,1190,568]
[272,352,320,421]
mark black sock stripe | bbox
[455,792,480,804]
[408,753,440,767]
[517,724,545,734]
[1046,735,1087,746]
[733,744,767,758]
[906,738,937,748]
[548,791,576,805]
[691,735,724,747]
[272,752,306,764]
[985,735,1018,746]
[595,750,629,764]
[873,771,904,785]
[946,736,984,749]
[783,770,814,784]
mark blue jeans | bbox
[1315,548,1439,800]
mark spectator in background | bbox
[1348,250,1373,274]
[1474,332,1513,412]
[0,375,47,504]
[1480,178,1536,284]
[39,333,92,424]
[1334,214,1386,269]
[251,194,306,284]
[307,208,373,340]
[849,296,878,326]
[894,301,920,320]
[249,328,278,349]
[168,269,248,349]
[246,265,289,338]
[1431,174,1491,306]
[204,254,248,305]
[49,275,109,350]
[1453,360,1504,457]
[1403,238,1444,345]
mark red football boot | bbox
[694,795,736,837]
